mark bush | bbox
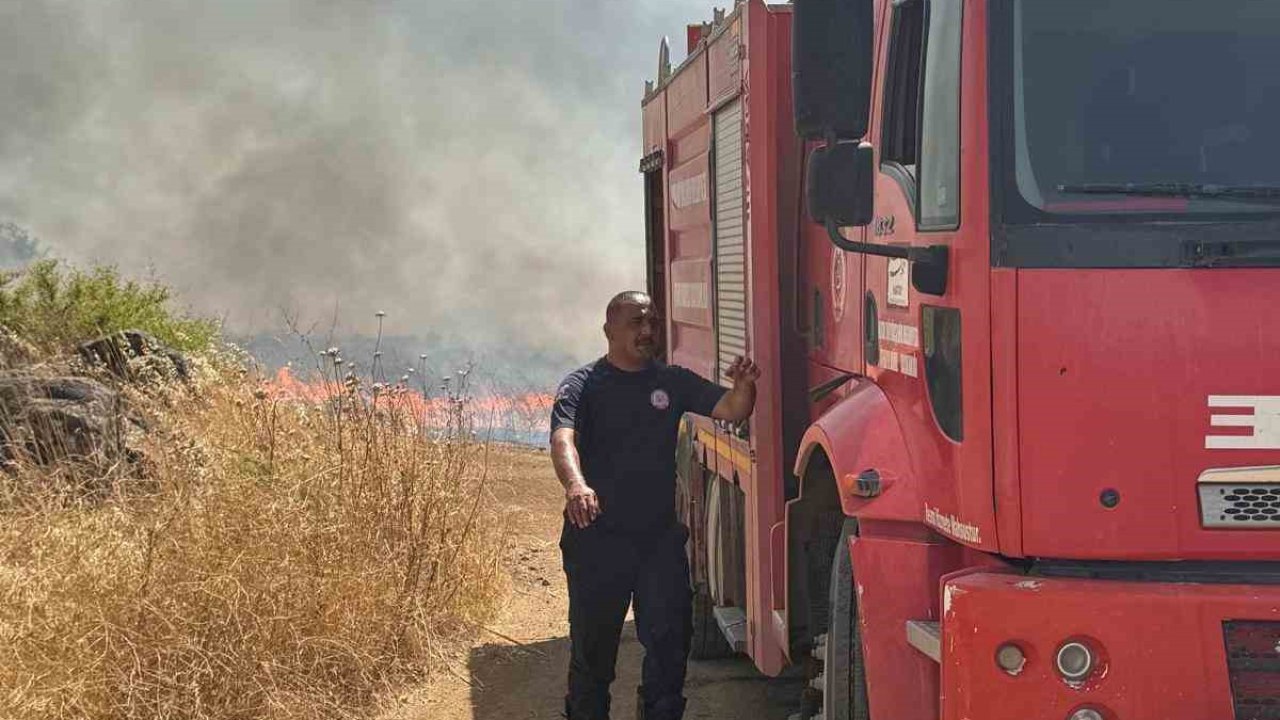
[0,260,220,356]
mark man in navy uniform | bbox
[550,291,759,720]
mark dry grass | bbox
[0,361,508,719]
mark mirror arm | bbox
[824,219,950,295]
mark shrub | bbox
[0,260,220,356]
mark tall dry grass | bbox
[0,359,507,719]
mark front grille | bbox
[1201,484,1280,528]
[1224,621,1280,719]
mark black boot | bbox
[565,693,611,720]
[637,690,686,720]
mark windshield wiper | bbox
[1057,182,1280,199]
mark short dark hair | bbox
[605,291,651,324]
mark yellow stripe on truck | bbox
[695,427,753,478]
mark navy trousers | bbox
[560,521,693,720]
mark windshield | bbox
[1008,0,1280,217]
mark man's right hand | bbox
[565,480,602,528]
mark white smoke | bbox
[0,0,722,363]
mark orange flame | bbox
[266,367,553,436]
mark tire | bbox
[821,520,870,720]
[682,427,735,661]
[689,580,733,659]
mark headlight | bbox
[995,642,1026,675]
[1055,641,1095,682]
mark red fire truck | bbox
[640,1,1280,718]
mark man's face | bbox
[607,301,658,362]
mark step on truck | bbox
[639,1,1280,718]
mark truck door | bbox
[864,0,996,549]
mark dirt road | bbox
[388,446,801,720]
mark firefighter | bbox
[550,291,759,720]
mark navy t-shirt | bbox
[551,358,727,534]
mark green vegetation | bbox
[0,259,220,355]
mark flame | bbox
[266,367,553,438]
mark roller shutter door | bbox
[713,98,746,386]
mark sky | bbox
[0,0,726,369]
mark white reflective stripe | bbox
[878,320,920,348]
[672,173,708,209]
[1206,396,1280,450]
[1211,414,1258,428]
[673,281,710,310]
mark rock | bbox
[0,376,125,476]
[78,330,189,383]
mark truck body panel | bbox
[1017,269,1280,560]
[943,570,1280,719]
[644,1,799,675]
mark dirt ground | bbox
[384,445,801,720]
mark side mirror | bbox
[807,142,875,228]
[808,143,952,296]
[792,0,874,140]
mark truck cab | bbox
[644,1,1280,717]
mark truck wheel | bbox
[820,520,870,720]
[689,580,733,659]
[691,468,734,660]
[679,428,730,660]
